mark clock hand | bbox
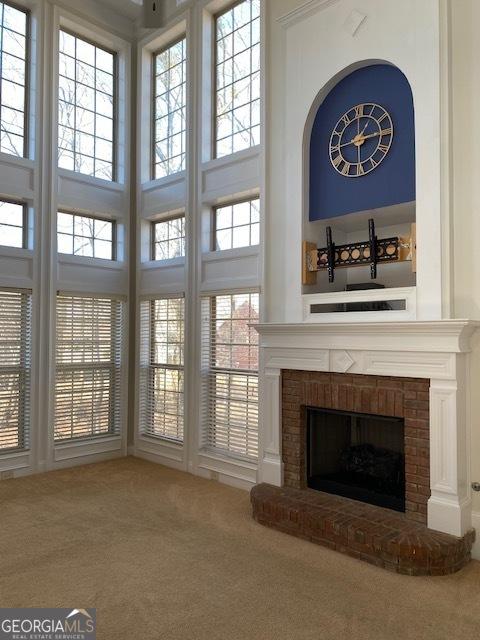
[361,131,381,141]
[339,130,377,148]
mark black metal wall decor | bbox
[302,219,416,285]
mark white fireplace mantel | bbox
[255,320,479,537]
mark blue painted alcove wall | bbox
[309,64,415,221]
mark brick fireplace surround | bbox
[282,371,430,523]
[250,321,479,576]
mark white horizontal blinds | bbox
[0,289,31,452]
[201,292,259,459]
[55,294,123,442]
[139,297,184,442]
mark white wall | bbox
[264,0,447,323]
[449,0,480,553]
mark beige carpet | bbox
[1,457,480,640]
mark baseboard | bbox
[134,448,186,472]
[195,466,254,491]
[471,511,480,560]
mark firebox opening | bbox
[306,407,405,512]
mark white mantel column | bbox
[428,359,471,537]
[257,351,283,485]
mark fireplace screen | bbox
[306,407,405,512]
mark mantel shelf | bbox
[254,320,480,354]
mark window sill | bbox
[58,253,125,269]
[202,245,260,262]
[141,170,186,192]
[137,433,184,449]
[141,256,185,269]
[57,168,125,190]
[201,144,261,173]
[55,434,122,449]
[0,246,33,260]
[0,152,35,171]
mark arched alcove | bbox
[306,63,415,222]
[302,62,417,296]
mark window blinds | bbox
[139,296,184,442]
[0,288,31,452]
[201,292,259,460]
[55,294,123,442]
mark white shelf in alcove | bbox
[302,286,416,323]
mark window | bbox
[201,292,259,459]
[0,199,26,248]
[0,288,31,452]
[55,294,123,442]
[57,211,115,260]
[153,38,186,179]
[58,30,116,181]
[140,297,184,442]
[152,215,185,260]
[214,197,259,250]
[215,0,260,157]
[0,1,28,157]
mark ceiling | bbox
[96,0,143,22]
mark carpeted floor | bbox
[1,457,480,640]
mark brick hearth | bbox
[251,483,475,575]
[282,371,430,524]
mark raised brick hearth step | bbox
[251,483,475,575]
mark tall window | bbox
[0,199,26,248]
[0,288,31,452]
[215,0,260,157]
[57,211,115,260]
[152,215,185,260]
[140,297,184,442]
[0,2,28,157]
[201,292,259,459]
[153,38,186,179]
[214,197,259,250]
[55,294,123,442]
[58,30,116,181]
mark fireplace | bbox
[306,407,405,512]
[251,367,475,574]
[250,321,477,574]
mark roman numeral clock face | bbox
[329,103,394,177]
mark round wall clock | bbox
[329,103,394,178]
